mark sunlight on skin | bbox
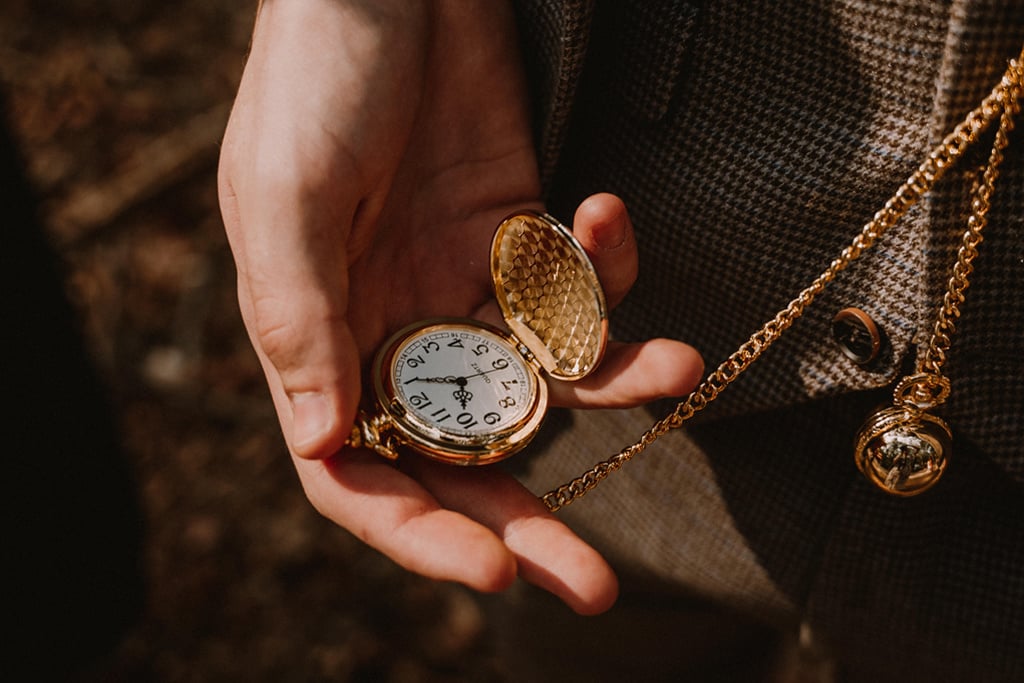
[219,1,703,614]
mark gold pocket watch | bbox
[348,211,609,465]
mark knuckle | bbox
[248,292,307,363]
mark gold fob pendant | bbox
[854,407,951,495]
[352,211,609,466]
[854,376,952,496]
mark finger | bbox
[216,6,387,460]
[550,338,705,409]
[571,193,638,310]
[219,128,363,461]
[406,459,619,615]
[239,282,361,461]
[295,449,518,593]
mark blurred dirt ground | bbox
[2,2,506,680]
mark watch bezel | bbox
[372,318,548,465]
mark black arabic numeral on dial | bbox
[456,412,479,429]
[408,391,432,409]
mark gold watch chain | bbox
[542,50,1024,512]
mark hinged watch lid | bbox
[491,211,609,381]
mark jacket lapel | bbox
[513,0,595,190]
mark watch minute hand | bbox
[462,366,506,380]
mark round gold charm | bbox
[854,406,951,496]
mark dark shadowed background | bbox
[2,2,507,680]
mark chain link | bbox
[918,63,1022,378]
[543,50,1024,513]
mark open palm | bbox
[219,0,702,614]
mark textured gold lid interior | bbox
[491,211,608,381]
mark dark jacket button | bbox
[831,307,884,366]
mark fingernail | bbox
[290,391,332,454]
[593,218,626,250]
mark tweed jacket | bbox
[510,1,1023,680]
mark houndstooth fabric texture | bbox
[512,0,1023,680]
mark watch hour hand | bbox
[404,375,461,384]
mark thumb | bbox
[219,157,362,461]
[240,280,362,461]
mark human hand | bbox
[218,0,703,614]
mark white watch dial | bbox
[390,325,536,438]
